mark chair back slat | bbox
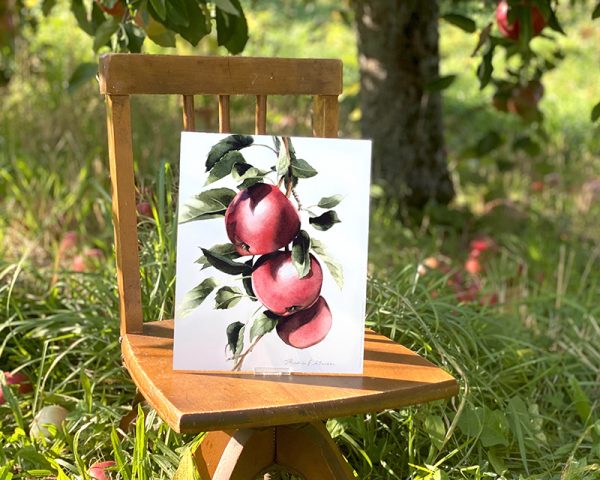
[100,55,342,334]
[105,94,144,335]
[182,95,196,132]
[218,95,231,133]
[255,95,267,135]
[99,55,342,96]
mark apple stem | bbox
[232,335,264,371]
[250,143,279,155]
[291,187,303,211]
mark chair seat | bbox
[122,320,458,433]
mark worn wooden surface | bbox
[122,321,458,433]
[99,55,343,96]
[312,95,339,138]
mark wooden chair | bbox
[99,54,458,479]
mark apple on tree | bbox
[496,0,546,41]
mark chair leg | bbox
[275,422,355,480]
[194,428,276,480]
[193,422,354,480]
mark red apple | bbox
[225,183,300,256]
[136,201,152,217]
[496,0,546,41]
[0,371,32,405]
[465,257,482,275]
[72,255,86,272]
[59,231,78,252]
[252,251,323,316]
[276,296,332,349]
[469,236,495,254]
[89,460,117,480]
[95,0,125,17]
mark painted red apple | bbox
[276,296,332,349]
[0,371,32,405]
[496,0,546,41]
[89,460,117,480]
[225,183,300,256]
[252,251,323,316]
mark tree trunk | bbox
[353,0,454,207]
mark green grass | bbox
[1,1,600,479]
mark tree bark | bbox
[353,0,454,207]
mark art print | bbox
[173,132,371,373]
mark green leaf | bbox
[242,274,256,300]
[226,322,245,356]
[512,136,541,156]
[547,8,566,35]
[593,2,600,20]
[215,286,244,309]
[237,177,263,189]
[206,135,254,171]
[474,131,504,156]
[480,408,509,448]
[201,248,252,276]
[249,311,279,342]
[41,0,57,16]
[67,63,97,94]
[423,415,445,450]
[568,376,591,422]
[178,0,210,46]
[177,277,218,317]
[317,195,342,209]
[292,230,311,278]
[507,396,530,475]
[122,23,145,53]
[215,0,248,54]
[425,75,457,92]
[291,158,318,178]
[214,0,239,15]
[149,0,167,20]
[71,0,94,35]
[93,18,120,52]
[457,405,482,437]
[591,101,600,123]
[173,447,198,480]
[195,243,240,269]
[442,13,476,33]
[276,139,291,175]
[477,44,495,89]
[311,239,344,289]
[179,188,236,223]
[309,210,341,231]
[206,151,246,185]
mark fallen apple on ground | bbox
[89,460,117,480]
[0,371,32,405]
[252,251,323,316]
[225,183,300,255]
[276,296,332,349]
[30,405,69,439]
[496,0,546,41]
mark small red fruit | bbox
[0,371,32,405]
[225,183,300,256]
[72,255,86,272]
[496,0,546,41]
[465,257,482,275]
[136,201,152,217]
[276,296,332,349]
[469,236,495,254]
[89,460,117,480]
[95,0,125,17]
[252,251,323,316]
[59,231,78,252]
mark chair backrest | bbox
[99,54,343,336]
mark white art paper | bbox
[173,132,371,374]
